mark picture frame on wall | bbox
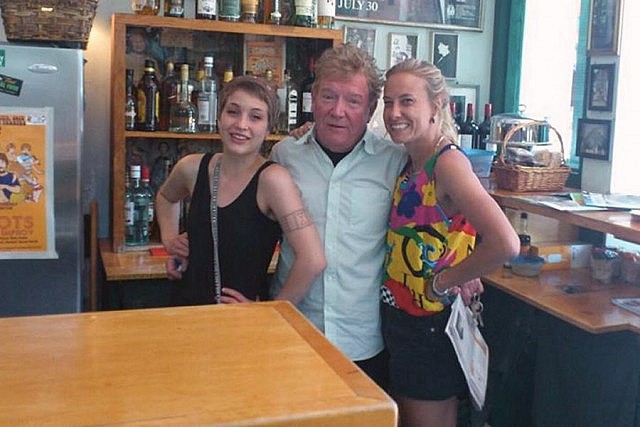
[587,63,616,112]
[388,33,418,68]
[449,84,479,122]
[588,0,623,55]
[577,118,611,161]
[344,26,376,58]
[432,33,458,79]
[336,0,484,31]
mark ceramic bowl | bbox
[511,255,545,277]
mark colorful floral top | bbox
[381,144,477,316]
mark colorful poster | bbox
[0,108,56,259]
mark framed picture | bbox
[336,0,484,31]
[432,33,458,79]
[587,63,616,112]
[577,118,611,161]
[388,33,418,68]
[449,84,479,122]
[588,0,623,55]
[344,26,376,57]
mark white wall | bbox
[0,0,495,237]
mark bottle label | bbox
[460,134,473,151]
[295,0,313,16]
[197,0,217,15]
[302,92,312,113]
[124,201,134,225]
[317,0,335,17]
[288,89,298,127]
[220,0,240,18]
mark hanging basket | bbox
[0,0,99,49]
[493,120,571,192]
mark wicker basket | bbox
[0,0,99,49]
[493,120,571,192]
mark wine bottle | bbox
[125,69,137,131]
[293,0,315,27]
[195,0,217,19]
[164,0,185,17]
[197,56,219,133]
[459,102,478,151]
[299,57,315,124]
[479,103,494,153]
[449,101,461,145]
[136,59,160,132]
[219,0,241,21]
[159,61,178,131]
[169,64,198,133]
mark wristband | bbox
[430,271,451,299]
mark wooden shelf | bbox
[109,13,343,251]
[125,130,284,141]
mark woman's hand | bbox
[458,278,484,306]
[166,255,188,280]
[220,287,253,304]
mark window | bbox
[610,0,640,196]
[519,0,584,170]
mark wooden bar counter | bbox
[0,301,396,426]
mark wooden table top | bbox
[483,267,640,334]
[0,301,396,426]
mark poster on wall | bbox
[337,0,483,30]
[0,108,56,259]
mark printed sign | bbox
[0,74,23,97]
[0,108,56,259]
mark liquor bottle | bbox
[240,0,258,22]
[299,57,315,124]
[196,0,217,19]
[141,165,155,239]
[169,64,198,133]
[159,61,178,131]
[459,102,478,151]
[132,0,160,15]
[222,64,234,87]
[136,59,160,132]
[317,0,335,28]
[164,0,185,17]
[191,67,205,106]
[293,0,315,27]
[479,103,495,153]
[285,70,299,133]
[269,0,282,24]
[517,212,531,256]
[219,0,241,21]
[125,69,137,131]
[197,56,219,133]
[125,164,150,246]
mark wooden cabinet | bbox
[110,13,343,252]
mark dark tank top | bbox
[172,153,282,306]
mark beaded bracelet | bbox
[430,271,451,299]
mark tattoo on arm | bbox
[280,209,312,233]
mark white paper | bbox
[445,296,489,410]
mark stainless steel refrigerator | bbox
[0,44,84,316]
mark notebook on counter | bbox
[611,297,640,317]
